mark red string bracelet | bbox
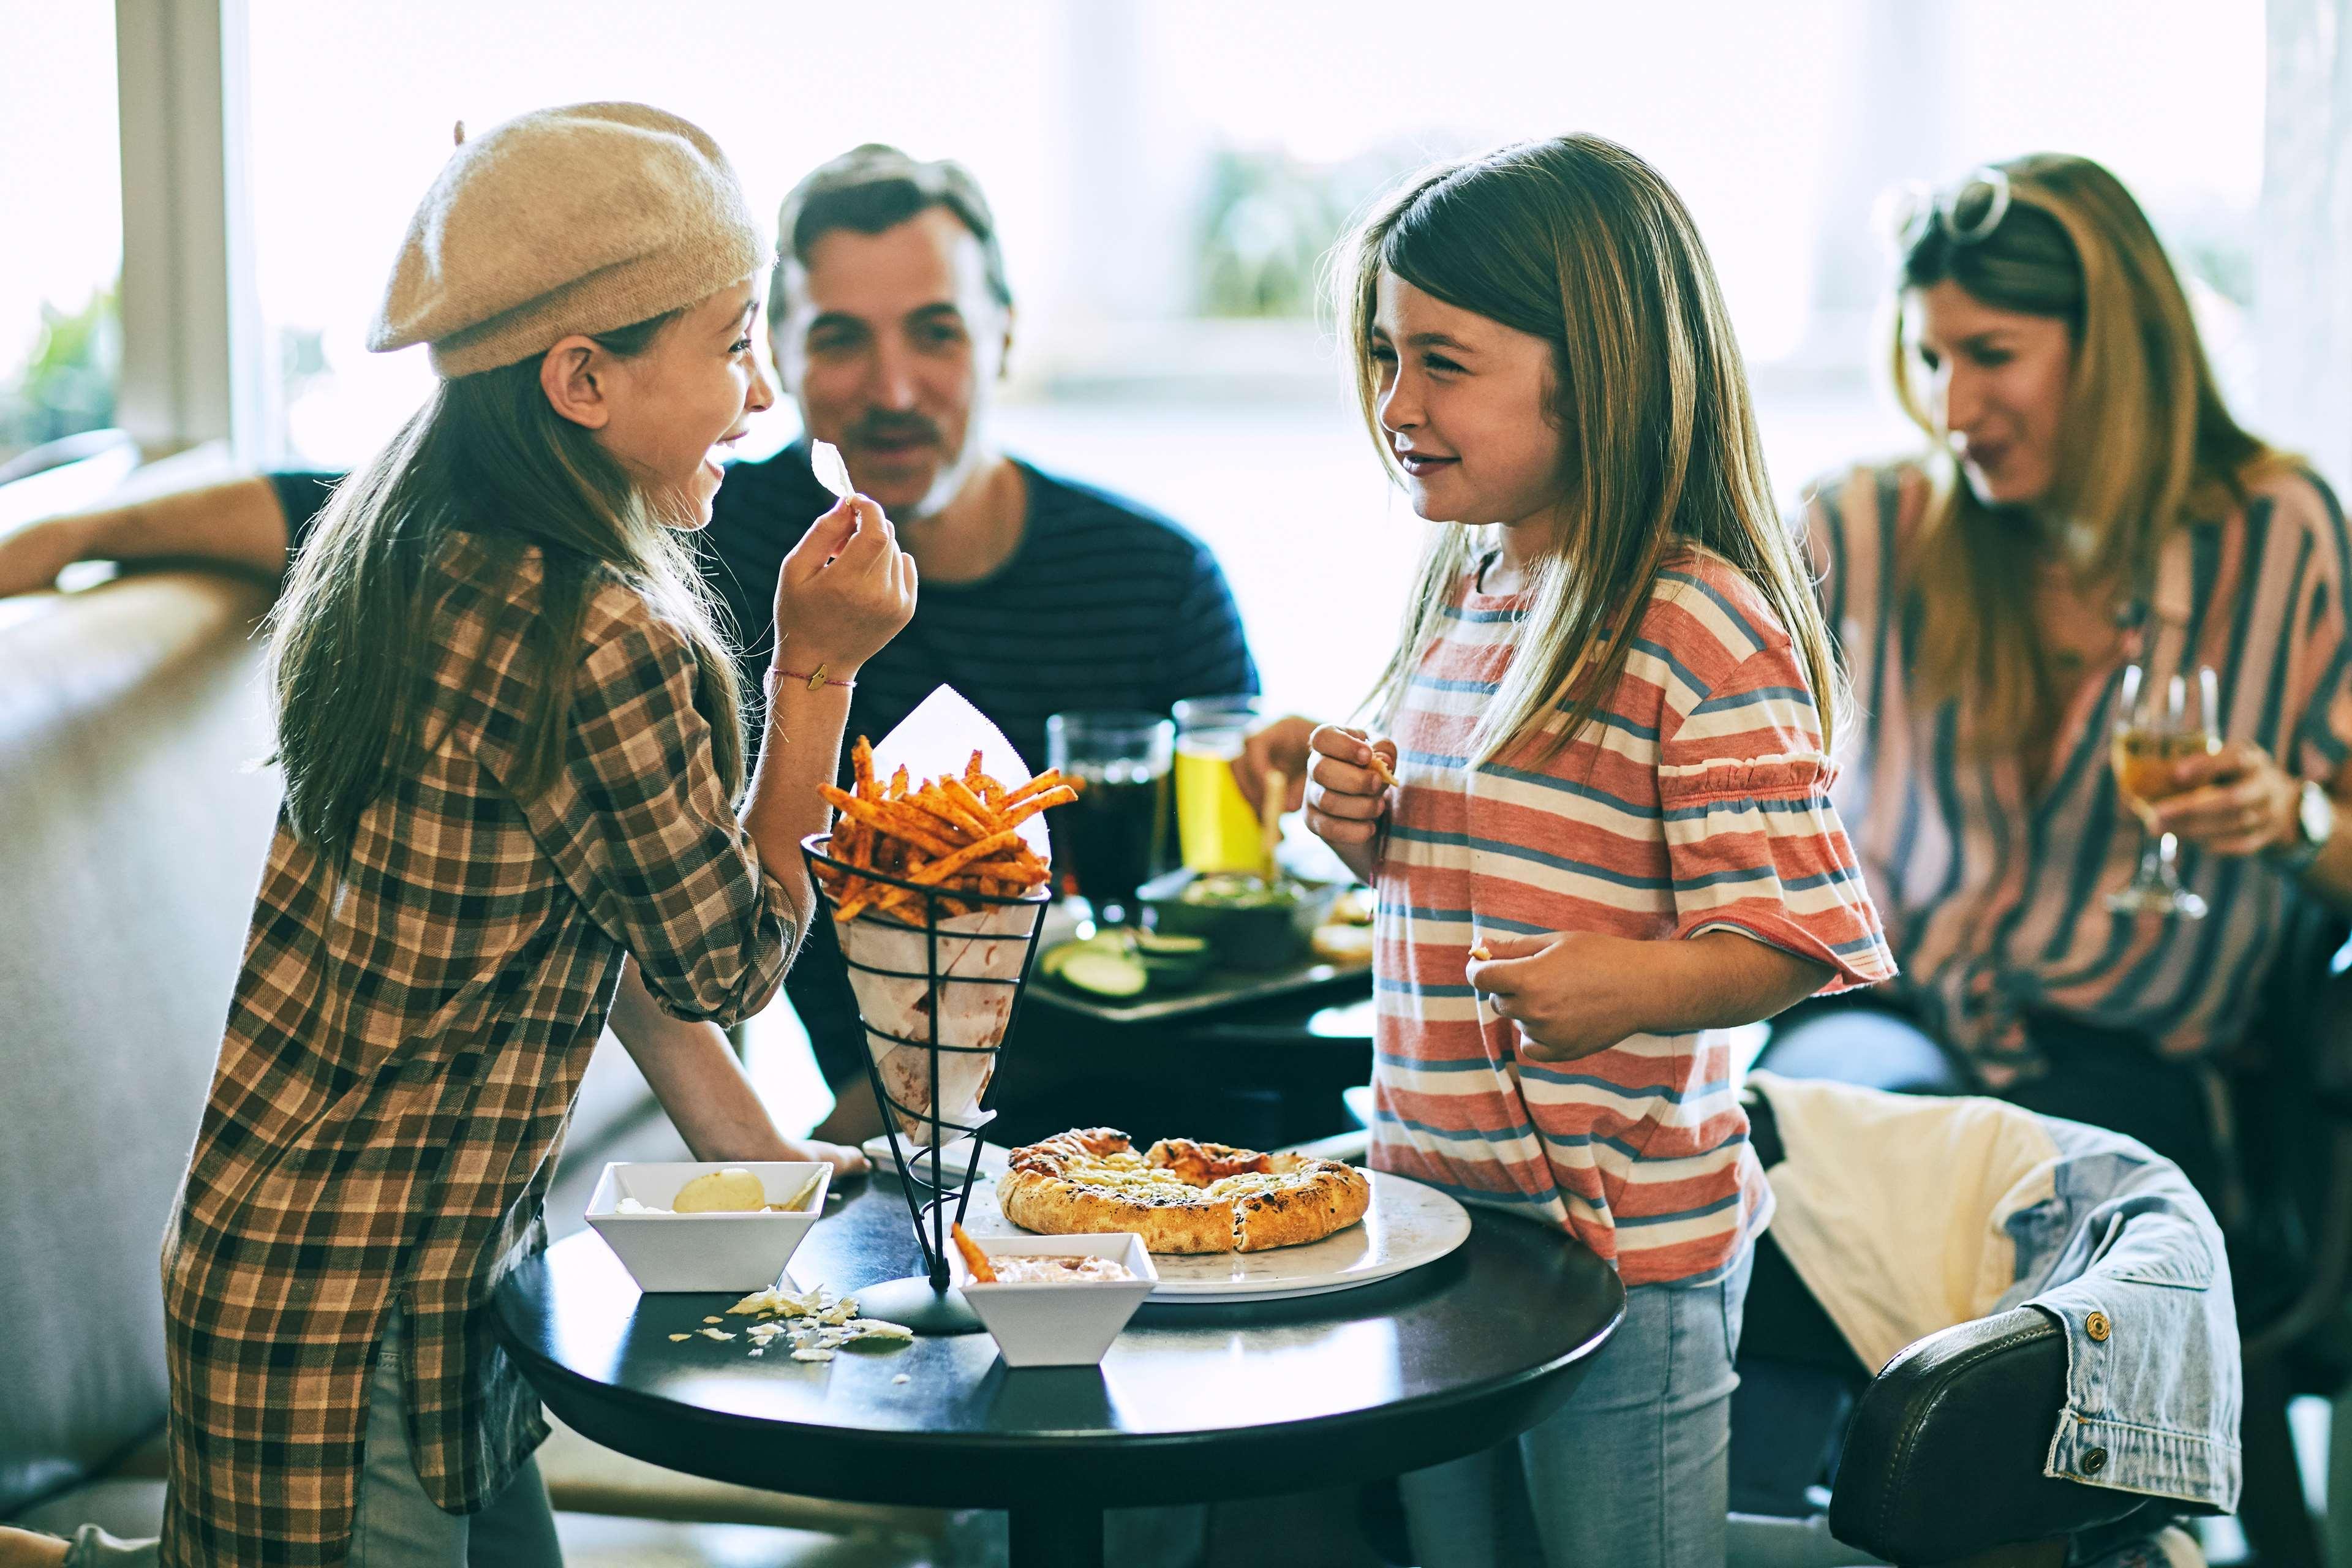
[768,665,856,693]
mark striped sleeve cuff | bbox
[1661,756,1896,995]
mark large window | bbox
[241,0,2264,719]
[0,1,121,459]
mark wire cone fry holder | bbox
[803,832,1050,1332]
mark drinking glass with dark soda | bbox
[1044,712,1175,927]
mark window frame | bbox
[113,0,263,462]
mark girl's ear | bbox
[540,337,610,430]
[997,306,1017,383]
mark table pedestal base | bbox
[853,1274,983,1335]
[1009,1504,1104,1567]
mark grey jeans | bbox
[68,1309,562,1568]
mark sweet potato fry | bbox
[907,788,989,842]
[998,784,1080,831]
[906,829,1022,884]
[823,739,1060,920]
[951,1223,997,1284]
[823,785,962,859]
[881,797,968,853]
[941,777,997,830]
[1000,769,1071,809]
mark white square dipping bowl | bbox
[584,1162,831,1294]
[948,1232,1159,1367]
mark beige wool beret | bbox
[369,102,771,378]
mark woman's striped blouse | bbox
[1799,461,2352,1083]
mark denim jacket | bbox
[1750,1072,2241,1512]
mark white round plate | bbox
[959,1169,1472,1303]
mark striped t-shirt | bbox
[1801,461,2352,1081]
[1370,546,1897,1287]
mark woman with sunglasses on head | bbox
[1760,153,2352,1214]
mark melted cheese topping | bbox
[1047,1151,1297,1204]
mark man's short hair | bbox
[770,144,1013,320]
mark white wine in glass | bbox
[2107,662,2219,919]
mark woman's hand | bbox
[1305,723,1396,882]
[1468,932,1649,1062]
[773,496,917,677]
[1232,714,1316,813]
[2150,740,2302,858]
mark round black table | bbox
[495,1175,1623,1567]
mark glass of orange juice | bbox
[1172,695,1269,876]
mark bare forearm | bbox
[739,676,856,935]
[609,960,794,1163]
[85,475,292,572]
[1635,932,1833,1036]
[0,456,293,597]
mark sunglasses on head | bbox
[1878,165,2013,255]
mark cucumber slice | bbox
[1133,931,1209,958]
[1059,950,1150,999]
[1039,932,1124,979]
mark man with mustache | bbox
[0,145,1261,1146]
[697,145,1261,1141]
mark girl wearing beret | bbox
[2,102,916,1568]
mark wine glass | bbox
[2107,661,2220,919]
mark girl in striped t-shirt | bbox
[1303,138,1896,1566]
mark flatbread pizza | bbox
[998,1128,1371,1254]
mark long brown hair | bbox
[1341,135,1842,764]
[1888,153,2284,747]
[270,309,746,854]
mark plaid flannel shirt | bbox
[159,533,792,1566]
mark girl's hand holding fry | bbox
[1304,725,1398,884]
[774,494,918,677]
[1305,725,1398,842]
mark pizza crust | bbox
[998,1128,1371,1254]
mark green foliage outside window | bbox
[1,287,119,452]
[1194,141,1461,320]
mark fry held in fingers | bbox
[820,739,1079,924]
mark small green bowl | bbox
[1138,870,1339,971]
